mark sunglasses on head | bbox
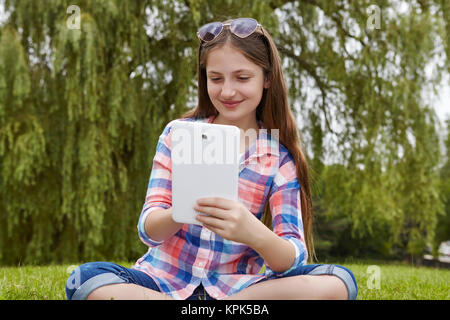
[197,18,262,42]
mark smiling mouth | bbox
[221,100,243,108]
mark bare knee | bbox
[86,285,116,300]
[293,275,349,300]
[319,275,348,300]
[86,283,173,300]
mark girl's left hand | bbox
[194,197,264,247]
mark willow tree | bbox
[0,0,448,265]
[435,119,450,257]
[0,0,193,264]
[283,0,448,259]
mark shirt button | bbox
[212,292,218,298]
[198,262,205,267]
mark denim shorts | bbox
[65,261,212,300]
[66,261,357,300]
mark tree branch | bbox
[278,44,340,138]
[300,0,368,47]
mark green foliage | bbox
[434,119,450,256]
[292,0,448,260]
[0,0,448,265]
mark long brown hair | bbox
[181,19,316,262]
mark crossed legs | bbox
[86,274,348,300]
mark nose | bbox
[220,79,236,99]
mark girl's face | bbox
[205,44,269,129]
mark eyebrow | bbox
[207,69,254,75]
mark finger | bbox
[201,221,226,237]
[196,213,226,230]
[194,204,228,220]
[196,197,234,210]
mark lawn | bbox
[0,260,448,300]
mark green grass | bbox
[0,260,449,300]
[335,260,450,300]
[0,262,135,300]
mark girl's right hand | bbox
[194,197,267,248]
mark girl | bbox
[66,17,358,300]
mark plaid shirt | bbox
[132,115,308,300]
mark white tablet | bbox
[171,120,240,225]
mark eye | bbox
[209,77,221,81]
[238,77,250,81]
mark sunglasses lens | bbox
[198,22,223,41]
[230,18,258,38]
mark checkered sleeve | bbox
[137,120,175,247]
[267,152,308,276]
